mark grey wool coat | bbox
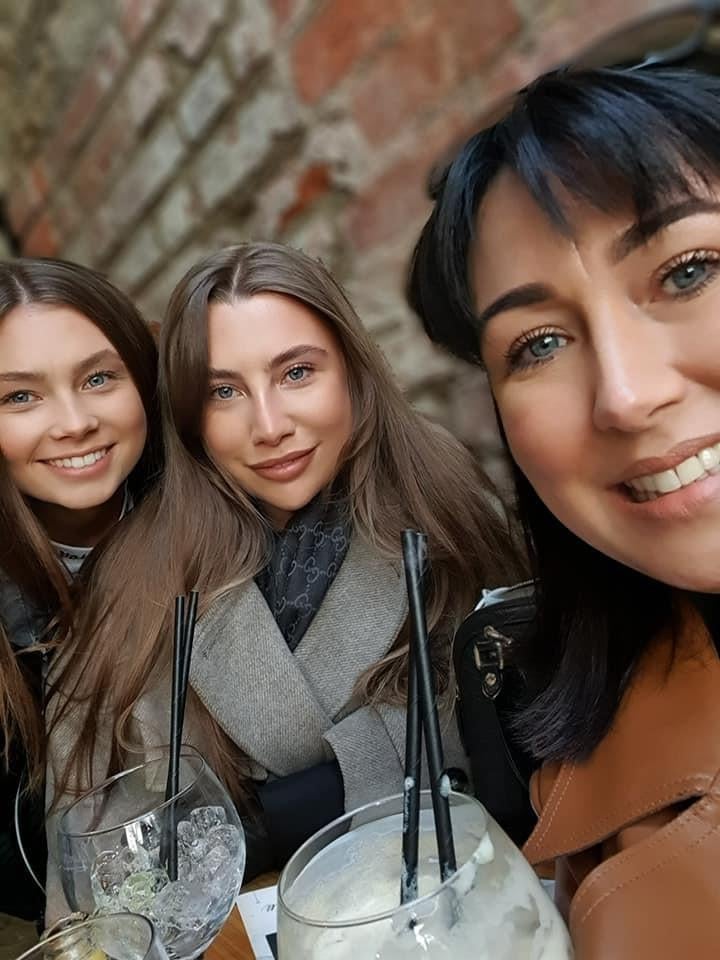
[45,534,468,919]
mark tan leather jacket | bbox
[523,602,720,959]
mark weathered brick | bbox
[51,188,82,240]
[22,213,59,258]
[194,88,300,211]
[56,26,129,153]
[177,57,233,143]
[126,55,170,131]
[30,160,50,206]
[138,242,209,324]
[6,174,40,236]
[278,164,332,230]
[292,0,407,103]
[72,101,134,207]
[110,223,164,291]
[381,320,455,391]
[155,182,202,250]
[443,0,521,77]
[118,0,165,43]
[105,120,185,233]
[348,109,470,250]
[162,0,226,61]
[269,0,296,26]
[352,25,450,145]
[225,6,272,82]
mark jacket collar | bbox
[524,599,720,866]
[188,534,407,776]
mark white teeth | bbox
[699,445,720,472]
[625,443,720,502]
[654,469,682,494]
[48,448,108,469]
[675,457,705,485]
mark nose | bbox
[48,394,100,441]
[249,390,294,446]
[591,301,686,433]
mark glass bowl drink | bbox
[277,790,572,958]
[57,747,245,960]
[15,913,168,960]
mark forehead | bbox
[207,293,339,359]
[472,170,632,284]
[0,304,111,366]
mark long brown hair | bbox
[52,243,523,805]
[0,257,160,790]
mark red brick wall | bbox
[3,0,680,466]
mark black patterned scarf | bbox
[255,491,351,651]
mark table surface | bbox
[207,872,278,960]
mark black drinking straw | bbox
[178,590,199,731]
[160,592,199,881]
[402,529,457,887]
[400,533,422,904]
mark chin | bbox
[629,559,720,594]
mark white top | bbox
[51,486,132,577]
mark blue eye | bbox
[508,330,568,371]
[286,365,311,383]
[660,252,720,297]
[85,370,115,389]
[662,259,711,293]
[2,391,32,405]
[211,385,238,400]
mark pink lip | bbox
[250,448,315,482]
[619,432,720,484]
[615,470,720,521]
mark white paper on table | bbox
[235,885,278,959]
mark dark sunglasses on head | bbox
[472,1,720,133]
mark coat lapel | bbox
[292,535,407,719]
[524,601,720,866]
[189,535,407,777]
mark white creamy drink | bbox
[278,796,572,959]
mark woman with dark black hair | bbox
[409,48,720,960]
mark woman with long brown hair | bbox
[0,257,159,926]
[48,242,521,888]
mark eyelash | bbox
[284,363,314,383]
[0,369,117,405]
[657,249,720,299]
[504,326,561,373]
[84,369,118,388]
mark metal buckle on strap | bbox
[473,625,508,700]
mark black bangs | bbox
[408,67,720,365]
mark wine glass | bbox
[277,789,573,958]
[57,746,246,960]
[15,913,169,960]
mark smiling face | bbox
[202,293,354,527]
[474,170,720,591]
[0,304,147,540]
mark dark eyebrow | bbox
[0,348,121,383]
[208,346,329,380]
[477,283,554,329]
[612,198,720,263]
[269,345,328,369]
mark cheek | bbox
[0,417,37,467]
[201,410,237,467]
[498,387,586,494]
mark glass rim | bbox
[16,913,160,960]
[277,788,486,929]
[58,743,207,839]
